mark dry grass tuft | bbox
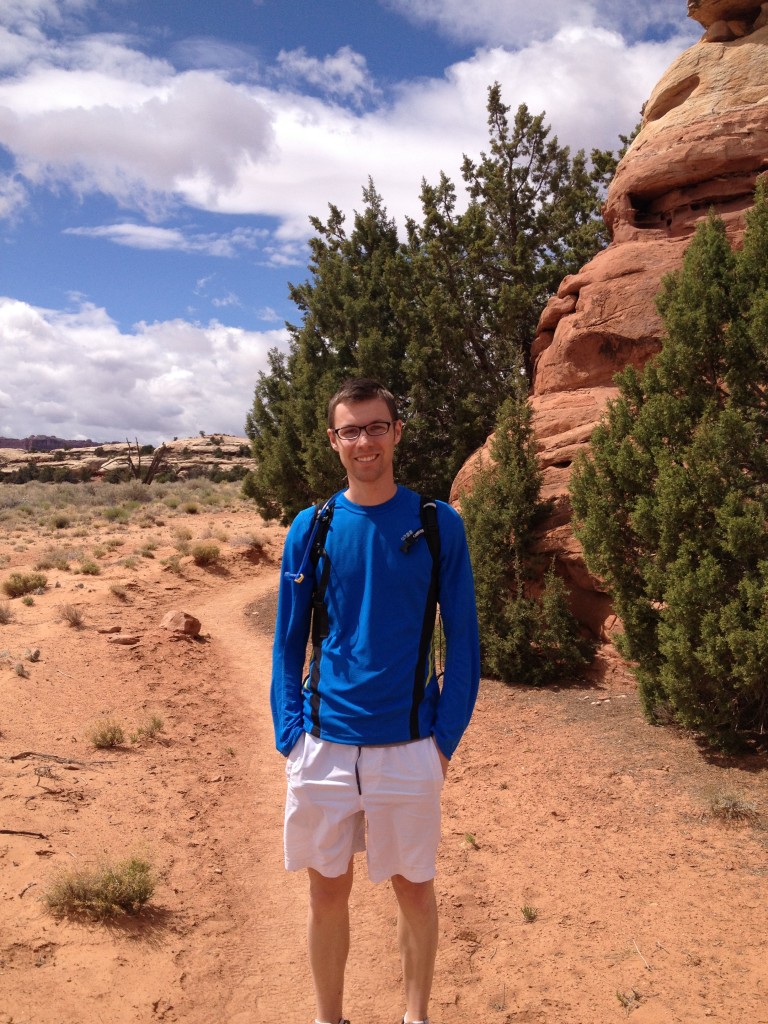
[34,545,74,571]
[707,789,759,824]
[59,603,85,629]
[131,714,165,744]
[43,856,156,920]
[87,718,125,749]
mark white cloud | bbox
[382,0,695,46]
[212,292,242,308]
[0,0,92,33]
[0,172,27,218]
[205,27,686,240]
[0,296,289,443]
[275,46,379,105]
[64,222,266,256]
[0,10,691,239]
[0,67,274,216]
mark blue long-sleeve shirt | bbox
[271,486,480,760]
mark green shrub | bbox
[78,560,101,576]
[571,183,768,746]
[103,506,130,522]
[2,572,48,598]
[463,374,589,684]
[191,542,220,567]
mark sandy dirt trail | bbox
[187,572,431,1024]
[2,504,768,1024]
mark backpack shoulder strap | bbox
[309,498,334,568]
[409,496,442,737]
[309,497,335,646]
[419,496,440,577]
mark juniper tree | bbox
[245,85,624,520]
[462,368,589,684]
[245,182,413,520]
[570,181,768,746]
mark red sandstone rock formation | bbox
[452,6,768,640]
[688,1,768,34]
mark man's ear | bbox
[327,428,339,451]
[393,420,403,446]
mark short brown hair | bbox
[327,378,399,428]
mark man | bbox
[271,378,480,1024]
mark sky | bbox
[0,0,698,445]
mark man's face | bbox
[327,397,402,491]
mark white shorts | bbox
[283,734,444,884]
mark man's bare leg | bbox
[391,874,438,1022]
[307,861,354,1023]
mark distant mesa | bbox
[0,434,99,452]
[0,432,256,483]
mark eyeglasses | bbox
[331,420,392,442]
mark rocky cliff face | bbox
[452,5,768,639]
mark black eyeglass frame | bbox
[331,420,393,442]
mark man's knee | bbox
[391,874,436,912]
[308,864,354,912]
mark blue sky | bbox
[0,0,697,444]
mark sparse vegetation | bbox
[2,571,48,598]
[707,789,759,823]
[161,554,184,575]
[35,546,73,571]
[103,506,131,523]
[521,904,538,923]
[191,542,221,567]
[616,989,643,1015]
[59,603,85,628]
[109,583,128,600]
[87,718,125,748]
[231,530,266,554]
[78,559,101,576]
[131,714,165,744]
[0,601,12,624]
[43,855,156,919]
